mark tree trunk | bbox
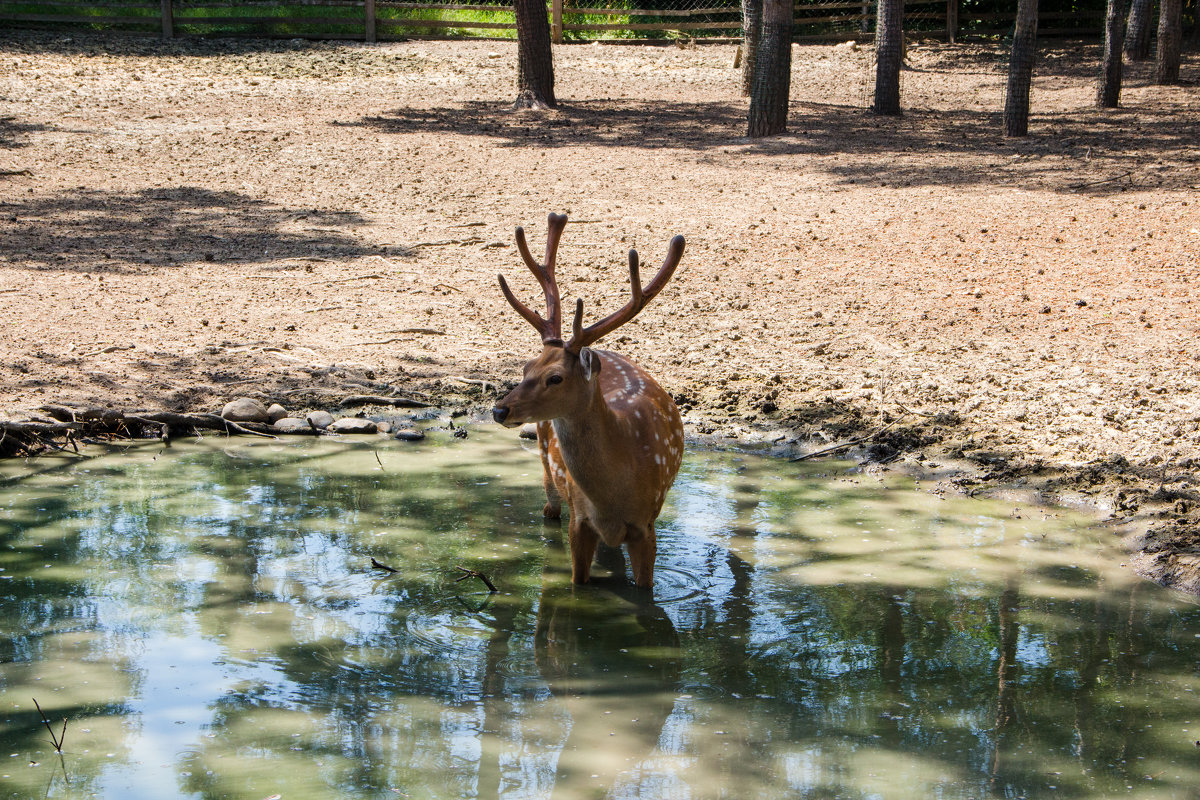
[747,0,792,138]
[1003,0,1039,137]
[1098,0,1130,107]
[1124,0,1154,60]
[741,0,763,96]
[1155,0,1182,83]
[873,0,904,115]
[513,0,556,109]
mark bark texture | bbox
[741,0,763,96]
[1003,0,1039,137]
[514,0,556,109]
[1155,0,1182,84]
[1124,0,1154,60]
[747,0,793,138]
[873,0,904,115]
[1098,0,1130,107]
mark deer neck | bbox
[550,382,621,485]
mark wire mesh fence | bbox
[0,0,1114,43]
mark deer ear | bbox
[579,347,601,382]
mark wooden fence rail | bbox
[0,0,1108,43]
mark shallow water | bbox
[0,427,1198,800]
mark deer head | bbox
[492,213,685,427]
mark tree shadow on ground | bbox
[0,186,382,272]
[344,99,745,151]
[0,116,51,150]
[347,92,1199,194]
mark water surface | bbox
[0,428,1198,799]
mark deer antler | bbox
[567,234,685,353]
[498,213,568,343]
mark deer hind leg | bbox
[568,518,599,584]
[626,524,657,589]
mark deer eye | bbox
[546,374,563,386]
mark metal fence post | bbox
[161,0,173,38]
[551,0,563,43]
[366,0,377,42]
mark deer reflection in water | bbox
[478,537,681,799]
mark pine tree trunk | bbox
[741,0,763,97]
[747,0,792,138]
[1123,0,1154,60]
[1003,0,1039,137]
[1155,0,1182,83]
[873,0,904,115]
[514,0,556,109]
[1098,0,1129,107]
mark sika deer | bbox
[492,213,685,589]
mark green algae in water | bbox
[1,428,1199,799]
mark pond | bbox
[0,426,1198,800]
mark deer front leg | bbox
[626,524,657,589]
[541,469,563,519]
[537,422,563,519]
[568,517,599,584]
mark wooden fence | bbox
[0,0,1107,43]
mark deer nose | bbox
[492,406,510,425]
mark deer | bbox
[491,213,686,589]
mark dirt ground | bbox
[1,32,1198,588]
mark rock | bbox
[375,420,393,434]
[274,417,311,432]
[221,398,270,423]
[394,428,425,442]
[266,403,288,423]
[518,423,538,440]
[329,417,380,434]
[306,410,335,429]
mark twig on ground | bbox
[1069,171,1133,190]
[455,566,497,593]
[445,376,496,393]
[324,274,384,285]
[355,329,446,345]
[790,415,908,462]
[412,238,483,248]
[82,344,135,357]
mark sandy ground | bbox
[1,32,1198,588]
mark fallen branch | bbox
[371,557,399,573]
[790,415,908,463]
[338,395,432,408]
[356,328,446,345]
[454,566,497,593]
